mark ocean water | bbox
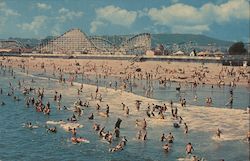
[0,68,249,161]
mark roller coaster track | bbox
[89,37,117,52]
[37,29,151,55]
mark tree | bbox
[228,42,247,55]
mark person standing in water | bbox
[106,104,110,117]
[166,132,174,143]
[216,128,222,138]
[142,118,147,130]
[184,123,188,134]
[137,130,142,140]
[186,142,194,155]
[160,133,165,142]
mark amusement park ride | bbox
[36,28,151,55]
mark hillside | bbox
[151,34,233,47]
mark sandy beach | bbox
[1,56,250,87]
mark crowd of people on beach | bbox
[0,57,249,160]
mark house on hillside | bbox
[173,50,185,56]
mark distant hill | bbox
[151,33,234,47]
[8,37,41,48]
[6,33,234,49]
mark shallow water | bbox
[0,68,249,161]
[37,71,249,109]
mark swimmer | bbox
[71,128,77,137]
[25,122,36,129]
[191,155,200,161]
[71,137,80,143]
[47,127,57,133]
[119,136,127,146]
[93,123,100,131]
[162,143,170,152]
[26,122,32,128]
[110,136,127,152]
[1,101,5,106]
[88,113,94,120]
[109,143,123,152]
[186,142,194,155]
[107,133,113,144]
[69,114,77,122]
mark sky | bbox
[0,0,249,42]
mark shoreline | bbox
[12,68,250,141]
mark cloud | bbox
[90,5,137,33]
[0,1,20,16]
[57,8,83,22]
[201,0,249,23]
[148,4,204,26]
[51,24,61,36]
[17,16,47,34]
[90,20,105,33]
[147,0,250,34]
[138,8,148,18]
[36,3,51,10]
[0,0,19,32]
[48,8,84,35]
[96,5,137,26]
